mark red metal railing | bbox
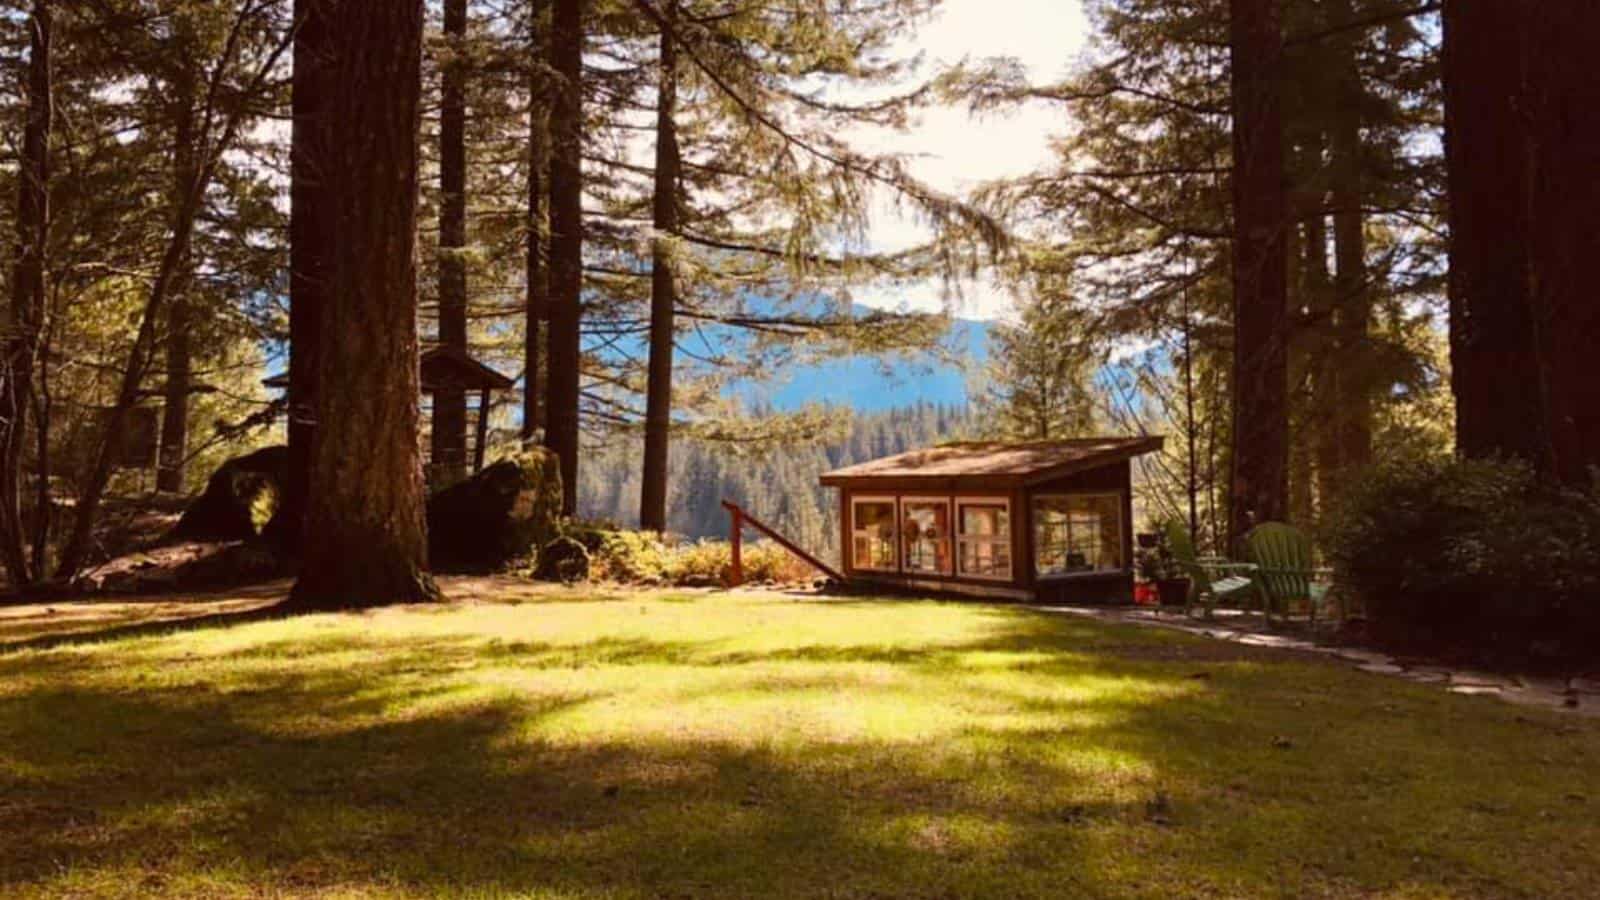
[721,500,845,587]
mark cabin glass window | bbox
[956,500,1011,579]
[851,498,898,571]
[900,499,951,574]
[1033,493,1124,576]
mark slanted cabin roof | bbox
[263,346,514,394]
[819,436,1165,489]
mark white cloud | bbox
[845,0,1090,320]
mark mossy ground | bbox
[2,579,1595,898]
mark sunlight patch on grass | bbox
[1,588,1597,898]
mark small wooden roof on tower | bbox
[819,436,1165,488]
[263,346,514,394]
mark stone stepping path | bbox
[1042,605,1600,717]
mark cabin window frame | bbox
[850,494,900,573]
[954,497,1013,582]
[898,495,954,577]
[1031,491,1127,579]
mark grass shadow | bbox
[0,593,1597,897]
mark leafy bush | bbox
[588,529,672,583]
[553,524,818,587]
[663,539,815,586]
[1322,456,1600,657]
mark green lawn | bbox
[2,583,1596,898]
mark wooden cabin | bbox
[819,437,1164,604]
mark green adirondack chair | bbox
[1244,522,1331,624]
[1164,520,1255,618]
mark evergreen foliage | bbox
[577,402,979,556]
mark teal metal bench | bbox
[1165,520,1255,618]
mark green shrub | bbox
[663,539,730,584]
[589,529,672,584]
[1321,456,1600,657]
[546,524,819,587]
[664,539,816,586]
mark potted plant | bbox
[1137,528,1191,607]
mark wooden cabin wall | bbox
[1024,460,1135,605]
[832,459,1137,605]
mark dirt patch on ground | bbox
[0,579,292,646]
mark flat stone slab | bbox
[1570,677,1600,695]
[1237,634,1304,649]
[1516,676,1570,695]
[1448,685,1505,696]
[1451,671,1521,690]
[1499,687,1576,711]
[1039,605,1595,716]
[1333,649,1393,666]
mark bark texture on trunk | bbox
[1328,0,1371,475]
[639,0,679,534]
[1227,0,1289,547]
[432,0,469,484]
[289,0,440,609]
[0,0,50,584]
[158,38,198,495]
[543,0,583,515]
[1303,212,1341,514]
[284,0,333,553]
[523,0,548,442]
[1521,4,1600,487]
[1441,1,1544,466]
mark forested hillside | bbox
[577,403,979,558]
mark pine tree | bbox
[1226,0,1289,543]
[155,10,200,494]
[430,0,471,484]
[1443,0,1600,485]
[543,0,583,514]
[638,0,680,532]
[290,0,440,608]
[283,0,334,552]
[983,292,1100,440]
[0,0,52,584]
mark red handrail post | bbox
[728,504,744,587]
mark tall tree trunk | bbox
[289,0,440,609]
[0,0,50,585]
[522,0,548,442]
[1441,2,1545,466]
[543,0,583,515]
[1180,282,1199,542]
[1521,4,1600,487]
[432,0,469,484]
[639,0,679,533]
[1328,0,1370,474]
[1303,212,1341,514]
[281,0,334,554]
[1227,0,1289,546]
[157,38,198,495]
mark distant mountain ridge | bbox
[729,316,992,411]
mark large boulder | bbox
[427,447,563,572]
[533,536,590,583]
[168,446,287,543]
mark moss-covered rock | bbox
[168,446,286,543]
[533,535,590,583]
[427,448,563,572]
